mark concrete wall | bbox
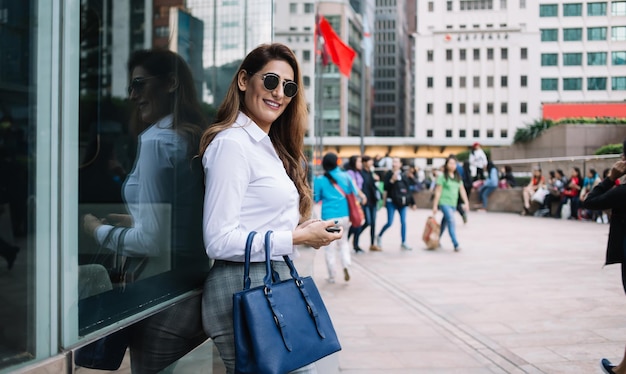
[491,124,626,161]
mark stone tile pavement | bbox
[305,207,625,374]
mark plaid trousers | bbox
[201,260,317,374]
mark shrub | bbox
[594,143,623,155]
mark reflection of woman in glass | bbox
[200,43,341,373]
[82,49,208,373]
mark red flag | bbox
[318,16,356,77]
[314,14,330,66]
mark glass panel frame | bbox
[563,3,582,16]
[587,2,607,15]
[588,52,607,65]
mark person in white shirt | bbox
[199,43,342,374]
[469,142,488,180]
[82,49,209,373]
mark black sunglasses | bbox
[254,72,298,98]
[127,76,158,96]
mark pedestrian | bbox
[199,43,342,373]
[432,155,470,252]
[354,155,382,252]
[376,157,417,251]
[582,142,626,374]
[477,161,498,211]
[314,152,360,283]
[344,155,367,252]
[469,142,488,181]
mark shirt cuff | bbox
[94,225,113,246]
[271,230,294,257]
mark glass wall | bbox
[0,0,273,372]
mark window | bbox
[427,50,434,61]
[613,51,626,65]
[501,48,508,60]
[428,1,434,11]
[540,4,558,16]
[612,77,626,90]
[563,3,582,16]
[447,1,453,10]
[427,77,433,87]
[563,77,583,90]
[588,27,607,40]
[563,53,583,66]
[473,76,480,87]
[501,102,508,113]
[446,49,453,60]
[501,0,507,9]
[541,78,558,90]
[501,76,508,87]
[304,3,315,13]
[473,103,480,113]
[460,76,467,87]
[501,130,508,138]
[427,103,433,114]
[612,1,626,15]
[426,129,434,137]
[541,53,558,66]
[446,129,453,137]
[487,103,494,113]
[487,130,494,138]
[460,49,467,60]
[460,129,467,138]
[446,103,453,113]
[473,48,480,60]
[521,75,527,87]
[289,3,297,13]
[302,50,311,61]
[588,77,607,90]
[487,48,494,60]
[520,0,526,8]
[588,51,607,65]
[563,28,583,41]
[460,103,467,113]
[303,76,311,86]
[588,2,607,15]
[612,26,626,41]
[541,29,558,41]
[487,76,494,87]
[446,76,453,87]
[473,129,481,137]
[520,102,528,113]
[521,47,528,60]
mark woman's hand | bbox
[432,206,438,216]
[106,213,133,227]
[293,219,343,249]
[83,214,104,236]
[609,161,626,181]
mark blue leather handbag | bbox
[233,231,341,374]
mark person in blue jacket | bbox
[314,152,360,283]
[477,161,499,211]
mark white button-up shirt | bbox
[202,112,300,262]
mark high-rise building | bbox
[372,0,409,137]
[414,0,626,149]
[187,0,273,106]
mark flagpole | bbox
[359,51,365,156]
[315,10,325,175]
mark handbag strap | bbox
[242,231,257,290]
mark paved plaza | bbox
[308,207,625,374]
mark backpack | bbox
[391,177,411,208]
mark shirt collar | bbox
[236,111,268,143]
[153,114,174,128]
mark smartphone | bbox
[325,226,341,233]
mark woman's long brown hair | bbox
[199,43,312,220]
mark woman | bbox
[344,155,367,253]
[82,49,209,373]
[560,166,583,219]
[469,142,488,181]
[199,43,341,374]
[521,166,545,215]
[355,155,382,252]
[314,152,359,283]
[499,165,516,188]
[477,161,498,211]
[432,155,469,252]
[582,146,626,374]
[376,157,416,251]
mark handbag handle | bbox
[242,231,258,290]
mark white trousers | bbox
[323,216,352,280]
